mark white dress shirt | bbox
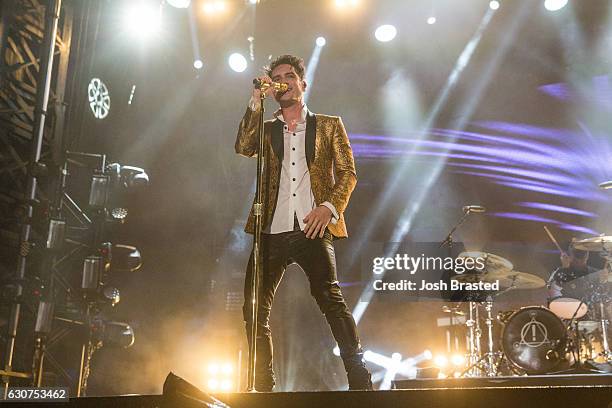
[254,103,338,234]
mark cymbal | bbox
[573,235,612,252]
[453,272,490,284]
[457,251,513,274]
[487,270,546,290]
[453,269,546,289]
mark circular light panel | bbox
[374,24,397,42]
[88,78,110,119]
[228,53,248,72]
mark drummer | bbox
[548,245,600,301]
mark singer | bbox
[234,55,372,391]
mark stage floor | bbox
[392,372,612,389]
[58,375,612,408]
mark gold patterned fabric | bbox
[235,107,357,238]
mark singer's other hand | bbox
[303,206,332,239]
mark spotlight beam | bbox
[187,3,203,68]
[350,5,504,325]
[363,350,429,389]
[304,38,325,103]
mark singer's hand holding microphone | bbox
[252,75,273,100]
[252,76,289,99]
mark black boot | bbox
[254,370,275,392]
[252,335,275,392]
[245,323,276,392]
[342,352,373,391]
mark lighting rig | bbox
[3,151,148,395]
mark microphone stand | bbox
[246,90,267,392]
[439,210,471,254]
[441,208,481,377]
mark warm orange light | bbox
[451,354,465,366]
[333,0,360,9]
[433,355,448,368]
[207,378,219,390]
[202,1,227,15]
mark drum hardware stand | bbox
[550,294,604,374]
[596,301,611,362]
[597,255,611,362]
[460,298,503,377]
[483,298,500,376]
[463,301,483,377]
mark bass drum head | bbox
[548,297,588,320]
[501,306,566,374]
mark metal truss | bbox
[0,0,88,396]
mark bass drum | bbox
[501,306,566,374]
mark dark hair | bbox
[569,244,588,260]
[265,54,305,80]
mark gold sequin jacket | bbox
[234,107,357,239]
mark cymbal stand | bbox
[483,298,500,376]
[463,301,483,377]
[598,255,611,362]
[597,301,611,362]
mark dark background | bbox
[54,0,612,394]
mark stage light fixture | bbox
[34,301,54,335]
[208,363,219,375]
[117,165,150,188]
[111,244,142,273]
[124,1,162,38]
[93,163,148,221]
[433,355,448,367]
[167,0,191,8]
[450,354,465,366]
[316,36,327,47]
[228,53,248,72]
[374,24,397,42]
[489,1,500,10]
[220,380,232,391]
[544,0,568,11]
[194,59,204,69]
[103,287,121,306]
[46,218,66,250]
[88,78,111,119]
[207,378,219,390]
[163,373,230,407]
[82,256,103,292]
[427,16,436,25]
[89,173,110,208]
[93,320,135,348]
[110,207,128,221]
[206,361,236,392]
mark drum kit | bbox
[445,235,612,377]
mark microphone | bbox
[462,205,486,213]
[252,78,288,93]
[599,180,612,190]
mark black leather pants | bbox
[242,229,363,391]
